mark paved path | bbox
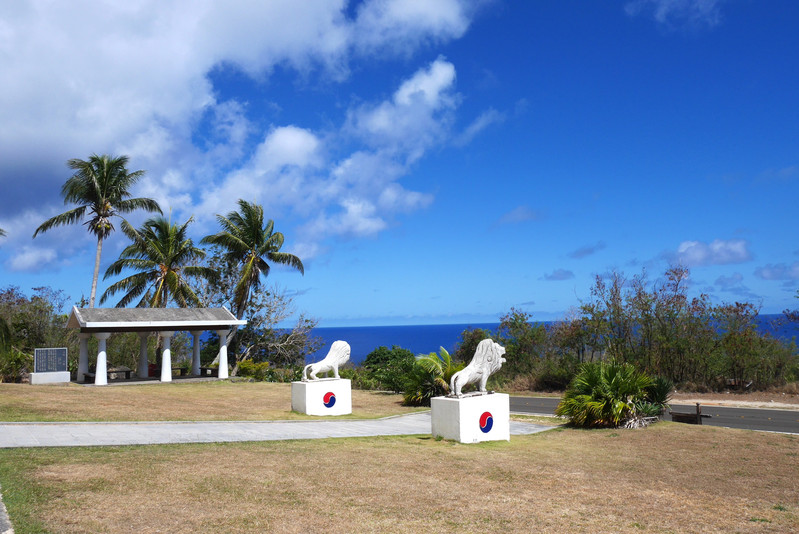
[0,412,552,448]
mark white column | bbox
[217,330,229,379]
[94,332,111,386]
[191,331,201,375]
[138,333,150,378]
[160,331,174,382]
[77,333,90,382]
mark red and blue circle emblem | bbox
[479,411,493,433]
[323,391,336,408]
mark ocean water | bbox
[307,323,500,365]
[306,315,799,366]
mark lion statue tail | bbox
[302,363,313,381]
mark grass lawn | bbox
[0,381,425,422]
[0,424,796,533]
[1,381,798,532]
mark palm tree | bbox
[0,228,6,237]
[33,154,161,307]
[201,199,304,319]
[100,216,216,308]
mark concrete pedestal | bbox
[29,371,71,385]
[291,379,352,416]
[431,393,510,443]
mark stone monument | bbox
[431,339,510,443]
[29,347,71,385]
[292,340,352,416]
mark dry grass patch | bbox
[0,424,797,533]
[0,382,421,422]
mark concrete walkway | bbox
[0,412,553,448]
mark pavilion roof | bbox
[67,307,246,333]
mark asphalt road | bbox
[510,396,799,434]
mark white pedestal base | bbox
[431,393,510,443]
[29,371,71,385]
[291,379,352,416]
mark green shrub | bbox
[265,365,303,383]
[555,361,655,428]
[237,360,271,381]
[363,345,415,392]
[534,356,579,391]
[338,367,379,390]
[645,376,674,408]
[0,348,32,383]
[403,347,464,406]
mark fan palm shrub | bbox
[403,347,464,406]
[555,361,656,428]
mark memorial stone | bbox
[30,347,71,385]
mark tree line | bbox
[346,266,798,404]
[471,266,798,392]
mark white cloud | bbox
[675,239,751,266]
[347,56,458,162]
[195,59,455,257]
[7,245,56,272]
[353,0,472,56]
[625,0,724,29]
[754,262,799,281]
[453,108,505,147]
[0,1,480,270]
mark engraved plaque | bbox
[34,348,68,373]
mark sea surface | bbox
[306,314,799,366]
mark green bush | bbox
[555,361,655,428]
[237,360,271,381]
[265,365,303,382]
[534,356,579,391]
[0,348,32,383]
[338,367,379,390]
[403,347,464,406]
[362,345,415,392]
[645,376,674,408]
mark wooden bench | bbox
[199,366,219,377]
[669,403,709,425]
[83,369,132,382]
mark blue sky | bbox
[1,0,798,326]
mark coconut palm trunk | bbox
[90,236,103,307]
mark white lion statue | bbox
[449,339,506,397]
[302,340,351,381]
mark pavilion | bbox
[67,307,246,385]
